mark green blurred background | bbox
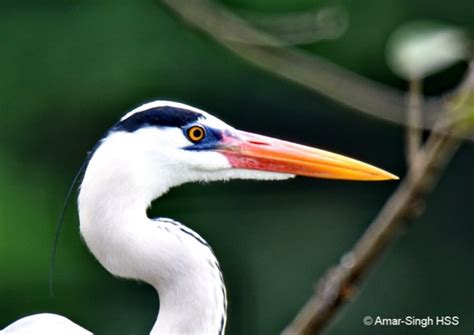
[0,1,473,334]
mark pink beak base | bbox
[217,130,398,181]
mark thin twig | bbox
[281,66,474,334]
[160,0,449,132]
[282,128,460,335]
[237,6,349,45]
[406,79,423,165]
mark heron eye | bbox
[186,125,206,143]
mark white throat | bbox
[78,133,227,334]
[77,119,289,334]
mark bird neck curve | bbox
[78,137,227,334]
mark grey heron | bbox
[2,101,397,334]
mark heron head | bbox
[95,101,397,196]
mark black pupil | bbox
[191,128,203,140]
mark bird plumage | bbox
[2,314,90,335]
[77,101,287,334]
[2,100,396,334]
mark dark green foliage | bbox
[0,1,472,334]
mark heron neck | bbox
[78,142,226,334]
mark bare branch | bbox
[160,0,451,132]
[406,79,423,166]
[282,128,460,335]
[281,64,474,334]
[238,6,349,45]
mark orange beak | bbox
[217,130,398,181]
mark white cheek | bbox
[212,169,294,182]
[184,151,231,171]
[227,169,294,181]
